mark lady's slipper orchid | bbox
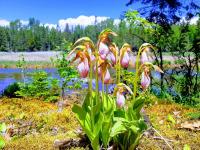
[71,51,90,78]
[116,91,125,108]
[99,42,110,60]
[114,83,133,108]
[120,43,132,69]
[140,50,149,64]
[140,44,154,64]
[121,50,130,68]
[141,67,151,90]
[98,59,112,84]
[77,58,89,78]
[104,69,111,84]
[98,29,117,60]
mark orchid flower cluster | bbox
[67,29,163,149]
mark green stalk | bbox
[117,55,121,84]
[89,62,93,97]
[95,50,99,103]
[102,76,105,111]
[133,47,143,102]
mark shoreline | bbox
[0,51,195,69]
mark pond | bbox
[0,68,162,95]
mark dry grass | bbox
[138,101,200,150]
[0,97,79,150]
[0,97,199,150]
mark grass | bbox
[0,97,199,149]
[0,61,54,68]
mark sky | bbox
[0,0,136,23]
[0,0,199,30]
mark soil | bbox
[0,95,199,150]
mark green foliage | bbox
[73,92,116,150]
[53,52,82,99]
[16,71,60,102]
[0,123,6,149]
[0,136,5,149]
[111,96,147,150]
[2,82,20,98]
[167,114,176,125]
[187,112,200,120]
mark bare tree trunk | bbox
[159,49,164,94]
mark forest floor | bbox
[0,95,199,150]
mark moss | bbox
[1,97,199,149]
[0,97,79,150]
[138,102,200,149]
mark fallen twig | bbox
[152,127,174,150]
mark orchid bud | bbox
[121,51,130,68]
[99,42,109,60]
[140,47,153,64]
[77,59,89,78]
[140,51,149,64]
[103,69,111,84]
[116,92,125,108]
[141,70,151,90]
[107,52,116,65]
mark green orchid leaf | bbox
[110,121,126,137]
[91,135,100,150]
[94,112,104,136]
[132,96,145,113]
[101,121,112,147]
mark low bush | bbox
[2,82,20,98]
[16,71,60,102]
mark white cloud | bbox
[58,15,109,31]
[0,19,10,26]
[190,16,199,24]
[114,19,121,26]
[180,16,199,25]
[0,16,122,31]
[43,23,57,29]
[20,20,29,26]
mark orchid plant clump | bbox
[66,28,163,150]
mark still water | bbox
[0,68,161,94]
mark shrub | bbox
[16,71,60,102]
[2,82,20,98]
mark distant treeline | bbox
[0,17,199,52]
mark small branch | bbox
[152,127,173,150]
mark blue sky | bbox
[0,0,199,30]
[0,0,138,23]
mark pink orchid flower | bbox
[77,58,89,78]
[121,50,130,68]
[140,47,153,64]
[116,91,125,108]
[99,42,110,60]
[141,68,151,90]
[103,69,111,84]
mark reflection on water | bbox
[0,68,162,94]
[0,68,57,94]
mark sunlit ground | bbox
[0,96,199,150]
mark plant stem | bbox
[133,47,143,102]
[118,58,121,84]
[95,50,99,103]
[89,63,93,98]
[102,76,105,111]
